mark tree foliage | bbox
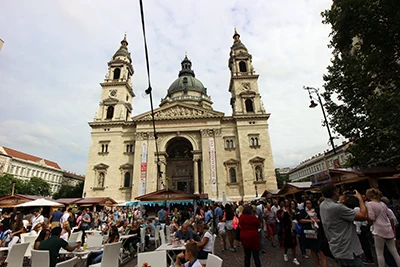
[321,0,400,167]
[53,182,84,199]
[275,169,289,189]
[0,174,51,197]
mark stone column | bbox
[193,158,199,194]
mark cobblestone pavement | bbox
[124,236,339,267]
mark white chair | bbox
[206,254,223,267]
[68,232,80,242]
[160,223,166,231]
[165,225,171,243]
[149,227,160,248]
[159,229,166,245]
[138,228,146,252]
[5,242,30,267]
[56,256,78,267]
[137,251,167,267]
[199,234,216,265]
[23,235,37,257]
[31,249,49,267]
[87,235,103,248]
[89,242,122,267]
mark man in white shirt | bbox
[60,208,70,224]
[31,208,44,229]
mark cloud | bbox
[0,0,336,173]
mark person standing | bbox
[366,188,400,267]
[299,200,326,267]
[31,208,44,230]
[320,183,368,267]
[157,207,167,224]
[263,202,277,247]
[49,208,63,228]
[239,205,261,267]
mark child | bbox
[217,215,227,253]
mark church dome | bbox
[112,34,132,63]
[167,55,207,95]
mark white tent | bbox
[211,197,235,203]
[16,198,64,207]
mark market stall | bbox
[74,197,117,211]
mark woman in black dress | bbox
[299,200,326,267]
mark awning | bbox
[16,198,64,207]
[75,197,117,206]
[333,176,369,186]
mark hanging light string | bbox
[139,0,164,190]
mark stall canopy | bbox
[16,198,64,207]
[54,198,82,206]
[0,194,55,208]
[130,189,196,206]
[74,197,117,207]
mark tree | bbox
[53,182,84,199]
[321,0,400,167]
[24,177,51,196]
[275,169,289,189]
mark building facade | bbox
[0,146,64,193]
[288,142,352,182]
[84,31,277,202]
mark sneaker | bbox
[229,247,237,252]
[284,254,288,262]
[261,249,266,254]
[221,249,225,253]
[302,255,309,259]
[293,258,300,265]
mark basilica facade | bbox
[84,30,277,202]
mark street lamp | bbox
[303,86,337,155]
[255,185,258,198]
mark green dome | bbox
[167,55,207,95]
[168,75,206,94]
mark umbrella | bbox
[16,198,64,207]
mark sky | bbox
[0,0,343,175]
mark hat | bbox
[380,197,390,205]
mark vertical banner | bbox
[140,143,147,195]
[209,138,217,192]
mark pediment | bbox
[132,103,224,121]
[249,156,265,163]
[102,97,118,105]
[119,163,133,170]
[224,159,240,166]
[93,163,109,170]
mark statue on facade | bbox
[98,173,105,187]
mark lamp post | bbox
[303,86,337,155]
[255,185,258,198]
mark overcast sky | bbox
[0,0,343,175]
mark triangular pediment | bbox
[249,156,265,163]
[102,97,118,104]
[93,163,109,170]
[132,103,224,121]
[224,159,240,166]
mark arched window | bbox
[229,140,234,148]
[251,138,255,147]
[106,106,114,119]
[239,61,247,72]
[226,140,230,148]
[124,172,131,187]
[113,68,121,80]
[245,99,254,112]
[255,137,259,146]
[229,168,237,184]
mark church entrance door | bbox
[165,137,193,194]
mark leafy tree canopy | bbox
[53,182,84,199]
[0,174,51,198]
[275,169,289,189]
[322,0,400,167]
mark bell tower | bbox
[95,34,135,121]
[228,29,265,115]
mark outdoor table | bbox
[60,246,103,267]
[156,242,186,264]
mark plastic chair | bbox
[87,235,103,248]
[23,235,38,257]
[55,256,78,267]
[165,225,171,243]
[5,242,30,267]
[206,254,223,267]
[89,242,122,267]
[139,228,146,252]
[159,229,166,245]
[68,232,80,242]
[31,249,50,267]
[137,250,167,267]
[149,227,160,248]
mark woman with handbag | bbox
[366,188,400,267]
[299,200,326,267]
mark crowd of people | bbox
[0,187,399,267]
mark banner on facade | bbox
[140,143,147,195]
[209,138,217,192]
